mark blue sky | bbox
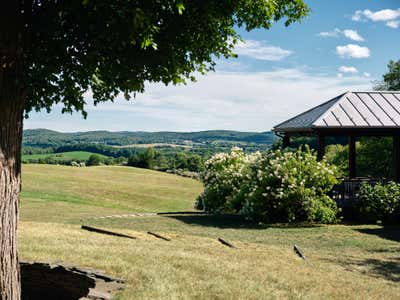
[25,0,400,132]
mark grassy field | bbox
[22,151,108,163]
[21,164,200,222]
[20,164,400,299]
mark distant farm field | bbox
[111,143,193,149]
[22,151,109,163]
[19,165,400,300]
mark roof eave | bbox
[272,127,314,133]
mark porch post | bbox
[317,133,325,161]
[393,135,400,182]
[349,135,356,178]
[282,135,290,148]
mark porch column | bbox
[317,133,325,161]
[349,135,356,178]
[393,136,400,182]
[282,135,290,148]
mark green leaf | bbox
[177,2,185,15]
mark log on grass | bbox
[218,237,236,248]
[293,244,306,260]
[147,231,171,241]
[81,225,136,239]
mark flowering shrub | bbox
[197,147,339,224]
[195,147,261,212]
[357,182,400,224]
[238,148,339,223]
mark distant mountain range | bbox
[23,129,277,148]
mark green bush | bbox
[197,147,339,223]
[238,148,339,223]
[325,137,393,179]
[86,154,102,166]
[127,147,155,169]
[195,147,261,212]
[357,182,400,224]
[325,144,348,177]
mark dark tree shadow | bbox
[325,257,400,283]
[21,263,95,300]
[364,258,400,282]
[356,227,400,243]
[21,262,124,300]
[367,248,400,254]
[164,213,322,229]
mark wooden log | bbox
[218,237,236,248]
[293,244,306,260]
[81,225,136,239]
[147,231,171,241]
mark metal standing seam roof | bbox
[272,91,400,132]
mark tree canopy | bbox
[1,2,310,298]
[26,0,309,116]
[375,59,400,91]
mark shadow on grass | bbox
[356,227,400,243]
[164,214,322,230]
[326,257,400,283]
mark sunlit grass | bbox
[21,164,202,223]
[19,164,400,299]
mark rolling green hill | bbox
[23,128,276,148]
[21,164,202,222]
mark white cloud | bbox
[386,20,400,28]
[362,9,400,21]
[352,11,363,22]
[234,40,292,61]
[336,44,370,59]
[26,68,371,132]
[318,28,364,41]
[318,28,340,37]
[342,29,364,42]
[338,66,358,73]
[363,72,371,78]
[352,9,400,28]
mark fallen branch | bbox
[293,244,306,260]
[147,231,171,241]
[81,225,136,240]
[218,237,236,248]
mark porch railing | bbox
[330,177,387,218]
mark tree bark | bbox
[0,59,25,300]
[0,1,27,299]
[0,105,23,300]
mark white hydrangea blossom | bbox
[198,146,339,223]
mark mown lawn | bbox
[21,164,200,223]
[20,164,400,299]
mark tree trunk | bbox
[0,103,23,300]
[0,63,25,300]
[0,2,27,299]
